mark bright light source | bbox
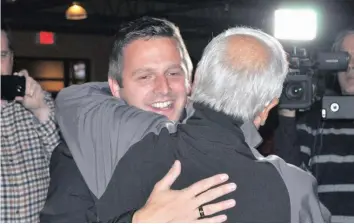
[66,2,87,20]
[274,9,317,41]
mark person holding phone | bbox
[1,29,61,222]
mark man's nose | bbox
[154,75,170,94]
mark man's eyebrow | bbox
[166,64,184,70]
[132,68,155,76]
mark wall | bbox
[10,31,209,82]
[10,31,114,81]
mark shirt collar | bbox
[240,121,263,149]
[185,102,263,149]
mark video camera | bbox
[278,47,350,109]
[274,8,354,120]
[278,48,353,119]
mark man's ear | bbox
[260,98,279,124]
[108,77,121,98]
[253,98,279,128]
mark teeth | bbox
[151,101,172,109]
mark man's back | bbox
[97,103,295,222]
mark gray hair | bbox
[332,29,354,52]
[191,27,288,121]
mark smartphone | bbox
[322,96,354,120]
[1,75,26,101]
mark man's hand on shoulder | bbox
[133,160,236,223]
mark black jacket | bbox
[96,103,329,222]
[40,142,98,222]
[41,103,329,222]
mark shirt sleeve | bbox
[55,82,173,199]
[32,92,60,159]
[95,134,172,223]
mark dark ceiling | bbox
[2,0,354,39]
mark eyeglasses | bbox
[1,50,12,60]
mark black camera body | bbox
[322,96,354,120]
[279,74,313,109]
[279,47,350,115]
[1,75,26,101]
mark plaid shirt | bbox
[1,93,60,223]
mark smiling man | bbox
[107,36,189,121]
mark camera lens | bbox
[285,83,304,100]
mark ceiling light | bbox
[66,2,87,20]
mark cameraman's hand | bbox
[14,70,50,122]
[279,109,296,118]
[133,160,236,223]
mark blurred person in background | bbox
[1,29,60,222]
[275,29,354,222]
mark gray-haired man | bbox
[93,27,331,222]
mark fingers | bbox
[18,69,29,78]
[16,70,41,97]
[153,160,181,192]
[194,183,236,207]
[196,214,227,223]
[31,82,41,98]
[183,174,229,197]
[26,84,35,97]
[14,96,24,102]
[194,199,235,219]
[25,76,34,97]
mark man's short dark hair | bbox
[108,16,192,86]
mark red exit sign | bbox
[37,31,55,45]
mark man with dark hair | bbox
[41,17,235,222]
[275,29,354,222]
[1,29,60,222]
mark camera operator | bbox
[274,29,354,223]
[1,29,61,222]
